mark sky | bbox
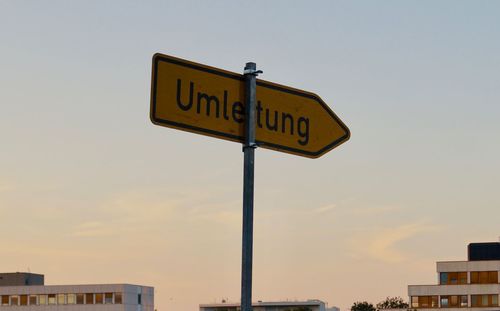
[1,1,499,310]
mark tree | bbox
[351,301,376,311]
[376,297,409,310]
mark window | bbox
[105,293,113,304]
[85,293,94,304]
[471,295,478,307]
[449,272,458,284]
[450,296,459,307]
[480,272,489,283]
[39,295,47,305]
[412,297,419,308]
[471,271,479,283]
[0,292,125,307]
[440,272,448,285]
[57,294,66,305]
[432,296,439,308]
[138,293,142,305]
[95,293,103,304]
[115,292,122,304]
[413,296,438,308]
[441,297,448,308]
[11,295,19,306]
[440,272,467,284]
[76,293,84,304]
[471,271,498,284]
[20,295,28,306]
[440,296,468,308]
[67,294,76,304]
[458,272,467,284]
[482,295,489,306]
[460,295,468,307]
[471,295,498,307]
[48,294,56,305]
[489,271,498,283]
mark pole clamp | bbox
[242,143,258,151]
[243,69,263,76]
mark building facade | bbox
[0,273,154,311]
[408,242,500,310]
[200,299,333,311]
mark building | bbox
[408,242,500,310]
[0,273,44,287]
[0,272,154,311]
[200,299,334,311]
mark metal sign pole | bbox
[241,62,262,311]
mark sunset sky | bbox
[1,1,499,311]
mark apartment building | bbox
[0,272,154,311]
[408,242,500,310]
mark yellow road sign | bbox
[150,53,350,158]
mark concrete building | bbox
[0,273,154,311]
[0,273,44,287]
[408,242,500,310]
[200,299,333,311]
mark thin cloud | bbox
[70,188,241,237]
[351,222,439,263]
[351,205,402,216]
[72,221,116,237]
[313,204,336,214]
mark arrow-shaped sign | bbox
[151,53,350,158]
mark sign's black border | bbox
[150,53,350,158]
